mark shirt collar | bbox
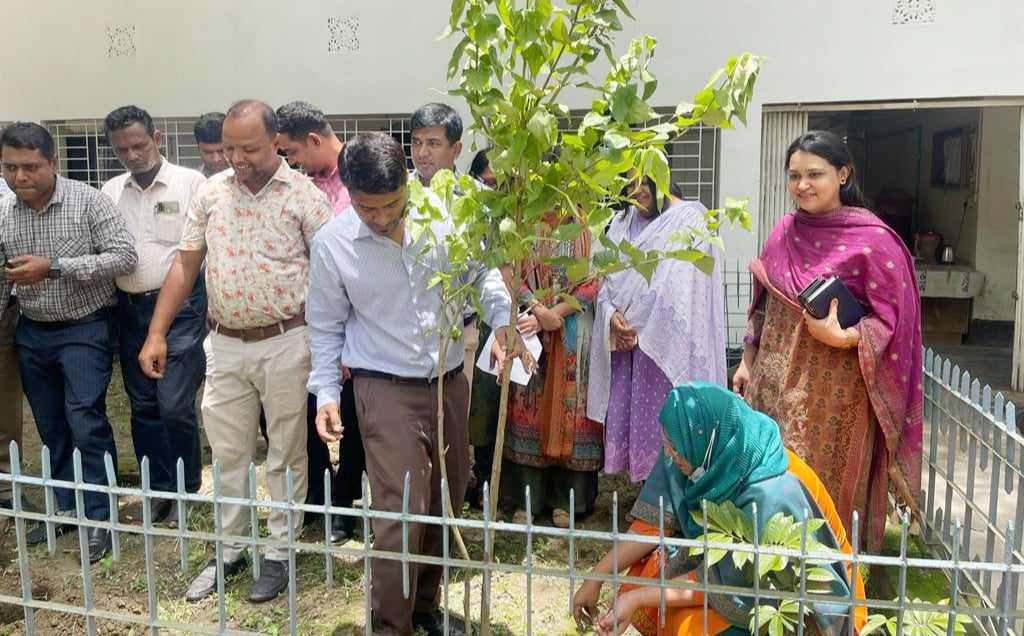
[49,175,67,206]
[125,158,171,192]
[232,158,295,196]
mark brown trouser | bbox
[353,371,470,636]
[0,303,23,501]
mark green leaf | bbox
[496,0,512,27]
[465,65,490,91]
[705,547,728,568]
[566,258,589,284]
[640,68,658,100]
[522,42,546,76]
[604,131,629,150]
[448,0,467,31]
[558,292,583,312]
[610,84,637,123]
[447,37,470,79]
[805,567,835,583]
[732,548,752,570]
[610,0,635,19]
[526,109,557,149]
[861,615,890,636]
[552,223,584,242]
[758,554,785,579]
[550,13,569,43]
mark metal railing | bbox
[0,434,1021,636]
[922,348,1024,625]
[0,271,1022,634]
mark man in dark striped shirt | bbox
[0,122,137,563]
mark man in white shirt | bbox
[102,106,207,519]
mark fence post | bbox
[10,442,35,634]
[141,457,158,635]
[72,449,97,636]
[176,458,187,572]
[103,452,120,562]
[286,467,298,636]
[248,462,261,582]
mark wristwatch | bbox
[46,259,61,279]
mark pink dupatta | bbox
[750,207,922,512]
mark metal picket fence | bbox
[0,269,1022,634]
[0,428,1022,636]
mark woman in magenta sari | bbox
[732,130,922,551]
[588,178,727,483]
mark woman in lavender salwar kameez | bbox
[587,178,727,483]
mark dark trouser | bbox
[16,312,118,520]
[117,280,206,493]
[304,379,364,519]
[0,302,23,501]
[354,372,470,636]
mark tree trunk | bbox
[479,267,520,636]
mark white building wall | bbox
[3,0,1023,261]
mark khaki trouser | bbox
[354,372,470,636]
[200,327,310,562]
[0,303,23,500]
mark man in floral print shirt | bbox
[138,100,332,604]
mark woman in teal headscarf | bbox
[572,382,866,636]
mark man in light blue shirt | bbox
[306,132,519,635]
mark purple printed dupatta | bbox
[750,207,923,512]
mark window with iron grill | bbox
[559,108,721,210]
[31,114,415,188]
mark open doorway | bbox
[810,106,1021,390]
[761,101,1023,394]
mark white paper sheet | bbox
[475,327,543,386]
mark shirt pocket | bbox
[153,206,185,245]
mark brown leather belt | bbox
[351,363,464,385]
[207,314,306,342]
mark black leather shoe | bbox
[185,557,248,602]
[330,515,354,544]
[465,485,484,512]
[87,527,111,563]
[412,609,467,636]
[248,559,289,603]
[150,499,174,524]
[26,520,73,545]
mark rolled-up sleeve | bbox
[306,234,350,409]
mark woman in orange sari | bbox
[572,383,866,636]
